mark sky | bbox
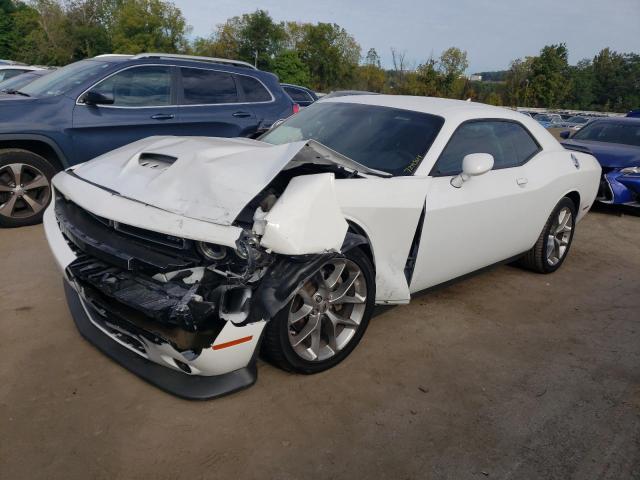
[174,0,640,73]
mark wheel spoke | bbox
[0,184,13,192]
[289,303,313,324]
[309,328,321,359]
[0,195,18,216]
[21,193,43,213]
[326,310,358,328]
[23,175,49,191]
[330,292,366,305]
[8,163,22,186]
[329,270,360,303]
[291,315,319,347]
[324,317,338,352]
[323,260,346,289]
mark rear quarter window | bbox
[181,68,238,104]
[236,75,272,102]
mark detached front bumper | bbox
[44,202,266,400]
[64,280,258,400]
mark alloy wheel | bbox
[546,206,573,266]
[288,258,367,362]
[0,163,51,220]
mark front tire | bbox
[0,149,55,228]
[518,197,577,273]
[262,247,375,374]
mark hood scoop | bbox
[138,152,178,170]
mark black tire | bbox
[517,197,577,273]
[0,149,56,228]
[262,247,376,374]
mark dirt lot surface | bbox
[1,209,639,480]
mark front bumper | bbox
[64,280,257,400]
[44,201,267,399]
[597,170,640,207]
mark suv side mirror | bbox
[451,153,494,188]
[82,90,114,106]
[559,130,571,139]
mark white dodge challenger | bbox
[44,96,601,399]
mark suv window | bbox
[91,66,171,107]
[181,68,238,104]
[432,120,540,176]
[284,86,312,103]
[237,75,271,102]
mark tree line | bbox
[1,0,638,112]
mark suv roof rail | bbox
[131,53,257,70]
[94,54,133,58]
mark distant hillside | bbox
[473,70,508,82]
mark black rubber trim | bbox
[64,281,257,400]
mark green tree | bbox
[110,0,189,54]
[270,50,310,86]
[438,47,468,97]
[504,57,533,106]
[528,44,571,108]
[297,22,360,91]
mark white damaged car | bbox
[44,96,601,398]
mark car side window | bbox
[284,86,312,103]
[181,68,238,104]
[432,120,540,176]
[91,66,171,107]
[236,75,271,102]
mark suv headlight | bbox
[620,166,640,175]
[196,242,228,261]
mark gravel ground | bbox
[1,208,639,480]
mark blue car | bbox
[0,53,295,227]
[561,117,640,207]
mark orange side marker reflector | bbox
[212,335,253,350]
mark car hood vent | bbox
[138,152,177,170]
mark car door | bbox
[174,67,259,138]
[71,65,178,163]
[409,119,543,292]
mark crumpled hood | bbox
[71,136,383,225]
[562,139,640,168]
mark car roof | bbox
[586,116,640,125]
[0,65,42,71]
[324,94,521,118]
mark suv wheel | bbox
[0,149,55,227]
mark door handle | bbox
[150,113,174,120]
[516,177,528,186]
[232,111,252,118]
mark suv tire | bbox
[0,149,55,227]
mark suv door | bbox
[409,119,543,291]
[174,67,259,138]
[71,65,178,162]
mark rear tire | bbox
[518,197,576,273]
[0,149,55,228]
[262,247,375,374]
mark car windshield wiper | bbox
[5,89,30,97]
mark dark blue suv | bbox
[0,53,295,227]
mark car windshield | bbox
[20,60,111,97]
[568,116,588,124]
[0,71,40,91]
[572,121,640,147]
[260,102,444,176]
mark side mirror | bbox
[559,130,571,139]
[451,153,494,188]
[81,90,114,106]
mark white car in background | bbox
[44,96,601,399]
[0,64,43,83]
